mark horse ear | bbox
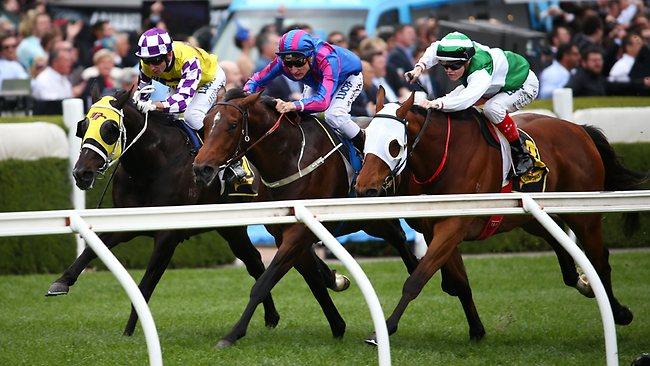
[90,80,101,104]
[240,91,262,107]
[375,86,385,114]
[114,86,133,109]
[396,91,415,120]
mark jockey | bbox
[244,29,365,152]
[406,32,538,177]
[133,27,253,192]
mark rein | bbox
[412,113,451,185]
[216,101,289,170]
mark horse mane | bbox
[224,87,309,119]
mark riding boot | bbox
[177,120,202,155]
[351,129,365,153]
[225,158,256,196]
[494,113,534,177]
[510,136,535,176]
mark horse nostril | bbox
[193,164,215,182]
[365,188,379,197]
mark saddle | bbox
[315,116,363,189]
[469,108,549,192]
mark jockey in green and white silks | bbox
[406,32,538,177]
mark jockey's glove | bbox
[135,99,157,113]
[405,65,423,83]
[418,98,443,110]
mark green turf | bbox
[1,250,648,365]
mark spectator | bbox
[574,12,604,52]
[0,33,28,87]
[29,54,47,78]
[117,67,138,91]
[143,0,165,30]
[327,31,348,48]
[348,24,367,54]
[363,50,407,103]
[32,48,77,100]
[414,16,439,47]
[234,22,254,80]
[16,11,50,69]
[566,47,607,96]
[114,32,138,67]
[549,25,572,56]
[220,60,243,90]
[81,49,117,106]
[388,24,417,77]
[359,37,388,56]
[539,42,581,99]
[616,0,639,28]
[608,32,644,82]
[411,43,437,98]
[91,20,115,54]
[0,0,20,31]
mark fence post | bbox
[62,98,86,258]
[552,88,574,121]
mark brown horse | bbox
[192,88,487,346]
[356,87,646,342]
[46,90,280,336]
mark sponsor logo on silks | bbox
[336,81,353,100]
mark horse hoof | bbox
[123,329,134,337]
[469,327,486,342]
[45,282,69,297]
[576,274,595,298]
[215,339,235,349]
[614,306,634,326]
[265,313,280,329]
[364,333,378,346]
[332,271,350,292]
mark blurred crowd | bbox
[0,0,649,115]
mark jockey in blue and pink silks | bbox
[244,29,365,151]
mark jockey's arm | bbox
[438,69,491,111]
[244,58,283,93]
[161,58,202,113]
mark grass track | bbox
[1,250,648,365]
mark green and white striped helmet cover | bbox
[437,32,476,61]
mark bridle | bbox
[213,100,290,171]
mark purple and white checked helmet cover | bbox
[135,28,173,58]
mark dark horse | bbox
[46,90,281,336]
[192,88,487,347]
[355,87,646,342]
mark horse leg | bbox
[293,248,346,338]
[123,231,179,336]
[46,232,137,296]
[440,247,486,341]
[306,245,351,292]
[216,225,312,348]
[364,219,419,274]
[521,219,594,298]
[562,214,633,325]
[218,226,280,328]
[368,217,469,343]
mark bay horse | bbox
[355,87,646,342]
[192,88,487,347]
[45,89,281,336]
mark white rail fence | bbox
[2,191,650,366]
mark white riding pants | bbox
[183,67,226,130]
[483,70,539,124]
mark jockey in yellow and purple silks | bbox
[133,27,225,152]
[244,29,365,151]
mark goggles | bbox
[440,61,466,71]
[142,54,167,65]
[282,55,308,68]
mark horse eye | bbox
[228,123,237,131]
[75,118,89,138]
[100,120,120,145]
[388,139,402,158]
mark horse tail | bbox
[581,124,648,236]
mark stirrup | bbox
[227,159,257,196]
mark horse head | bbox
[356,86,415,197]
[193,89,264,186]
[72,88,132,190]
